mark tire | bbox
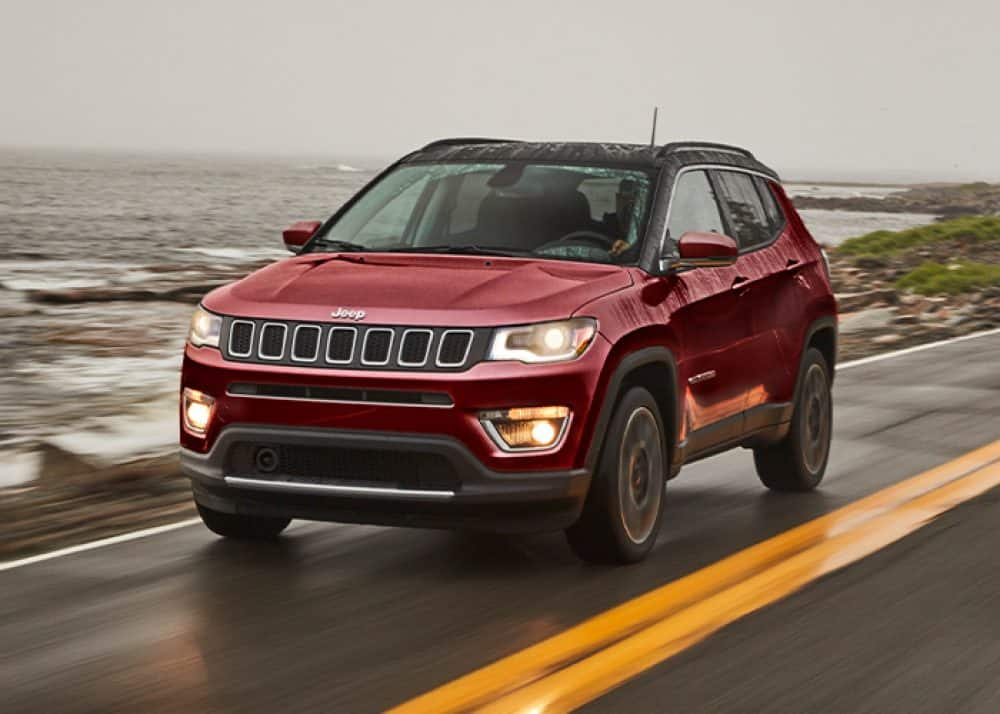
[196,502,291,540]
[753,347,832,492]
[566,386,667,564]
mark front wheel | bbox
[753,347,832,492]
[566,386,667,564]
[196,502,291,540]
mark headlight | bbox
[487,318,597,364]
[188,306,222,348]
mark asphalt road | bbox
[3,332,998,713]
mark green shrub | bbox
[837,215,1000,256]
[895,260,1000,295]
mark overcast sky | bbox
[1,0,997,181]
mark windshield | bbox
[306,162,654,264]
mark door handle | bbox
[786,257,801,271]
[731,276,750,289]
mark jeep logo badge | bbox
[331,307,366,321]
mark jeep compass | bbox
[180,138,837,563]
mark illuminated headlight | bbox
[188,305,222,348]
[487,318,597,364]
[480,406,570,451]
[182,388,216,436]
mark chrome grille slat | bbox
[229,320,255,357]
[361,328,394,366]
[258,322,287,360]
[326,326,357,364]
[398,329,433,367]
[436,329,474,367]
[291,324,321,362]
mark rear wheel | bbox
[196,502,291,540]
[753,347,832,492]
[566,386,666,564]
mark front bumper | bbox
[181,336,611,474]
[182,424,590,533]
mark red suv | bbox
[180,139,836,563]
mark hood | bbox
[203,253,633,326]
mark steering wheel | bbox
[540,230,616,250]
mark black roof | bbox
[406,138,780,180]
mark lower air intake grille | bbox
[226,442,460,491]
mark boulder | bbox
[836,289,899,312]
[839,307,896,334]
[34,442,102,483]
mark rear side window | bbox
[712,171,772,249]
[753,176,785,234]
[666,170,725,240]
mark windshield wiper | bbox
[389,244,529,258]
[308,238,369,253]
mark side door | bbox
[709,170,796,424]
[665,169,756,453]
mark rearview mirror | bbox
[674,231,738,269]
[283,220,322,253]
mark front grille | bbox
[222,319,485,372]
[225,442,460,491]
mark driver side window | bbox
[667,170,725,241]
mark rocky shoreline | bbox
[794,182,1000,217]
[1,452,193,560]
[832,238,1000,360]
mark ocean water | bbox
[784,182,936,245]
[0,148,377,292]
[0,149,378,479]
[0,149,941,478]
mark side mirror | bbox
[282,220,322,253]
[674,231,739,269]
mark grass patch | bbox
[896,260,1000,295]
[837,215,1000,256]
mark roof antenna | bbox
[649,106,659,147]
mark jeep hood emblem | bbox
[331,307,366,321]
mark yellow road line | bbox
[482,458,1000,712]
[390,440,1000,714]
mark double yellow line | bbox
[391,439,1000,713]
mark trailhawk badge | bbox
[331,307,366,321]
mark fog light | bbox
[531,419,557,445]
[479,406,570,451]
[182,388,215,436]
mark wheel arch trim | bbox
[795,316,838,404]
[583,346,681,474]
